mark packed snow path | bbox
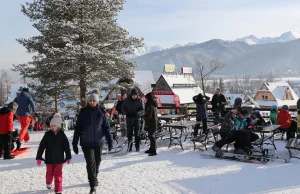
[1,131,300,194]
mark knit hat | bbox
[270,105,277,111]
[50,113,62,127]
[131,88,138,96]
[282,105,289,110]
[12,130,19,139]
[22,86,29,92]
[252,110,260,117]
[87,93,100,102]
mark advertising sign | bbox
[164,64,176,73]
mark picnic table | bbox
[158,114,185,123]
[241,124,281,155]
[163,121,200,150]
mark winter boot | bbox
[128,141,133,152]
[46,184,52,189]
[145,149,150,154]
[148,152,157,156]
[4,155,15,160]
[90,187,96,194]
[212,144,223,157]
[56,193,62,194]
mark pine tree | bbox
[14,0,143,107]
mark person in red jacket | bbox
[0,102,18,159]
[277,105,291,132]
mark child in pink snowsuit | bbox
[36,113,71,194]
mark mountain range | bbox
[132,32,300,77]
[132,31,300,57]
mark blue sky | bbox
[1,0,300,69]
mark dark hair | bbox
[239,109,248,116]
[216,88,221,91]
[22,87,29,92]
[196,93,204,104]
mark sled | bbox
[11,147,30,156]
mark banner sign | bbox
[153,91,173,95]
[181,67,193,74]
[173,84,198,88]
[154,95,165,114]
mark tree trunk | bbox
[79,65,87,107]
[201,77,206,96]
[55,92,59,113]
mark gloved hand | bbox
[108,142,113,152]
[73,145,79,155]
[67,159,71,164]
[37,160,42,166]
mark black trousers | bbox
[0,133,12,158]
[148,128,156,153]
[126,117,140,148]
[194,118,208,137]
[215,132,236,148]
[82,146,103,188]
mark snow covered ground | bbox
[1,131,300,194]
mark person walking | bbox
[122,88,144,152]
[36,113,71,194]
[14,86,35,142]
[144,92,158,156]
[72,92,113,194]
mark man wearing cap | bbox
[72,92,113,194]
[122,88,144,152]
[0,102,18,159]
[13,87,35,142]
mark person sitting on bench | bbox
[277,105,291,140]
[212,109,249,156]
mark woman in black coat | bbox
[193,93,210,137]
[144,92,158,156]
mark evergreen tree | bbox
[14,0,143,107]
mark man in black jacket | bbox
[122,88,144,152]
[211,88,227,119]
[72,92,113,194]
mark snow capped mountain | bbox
[236,35,260,45]
[236,31,300,45]
[128,45,164,58]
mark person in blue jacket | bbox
[72,92,113,194]
[13,86,35,142]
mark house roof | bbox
[133,71,155,95]
[161,74,204,104]
[99,71,155,101]
[256,82,299,107]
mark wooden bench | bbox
[285,138,300,159]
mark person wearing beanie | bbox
[270,105,278,125]
[14,86,35,142]
[277,105,291,137]
[144,92,158,156]
[72,93,113,194]
[122,88,144,152]
[36,113,71,194]
[0,102,18,159]
[116,92,127,115]
[11,129,21,151]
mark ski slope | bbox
[1,131,300,194]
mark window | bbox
[261,94,268,100]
